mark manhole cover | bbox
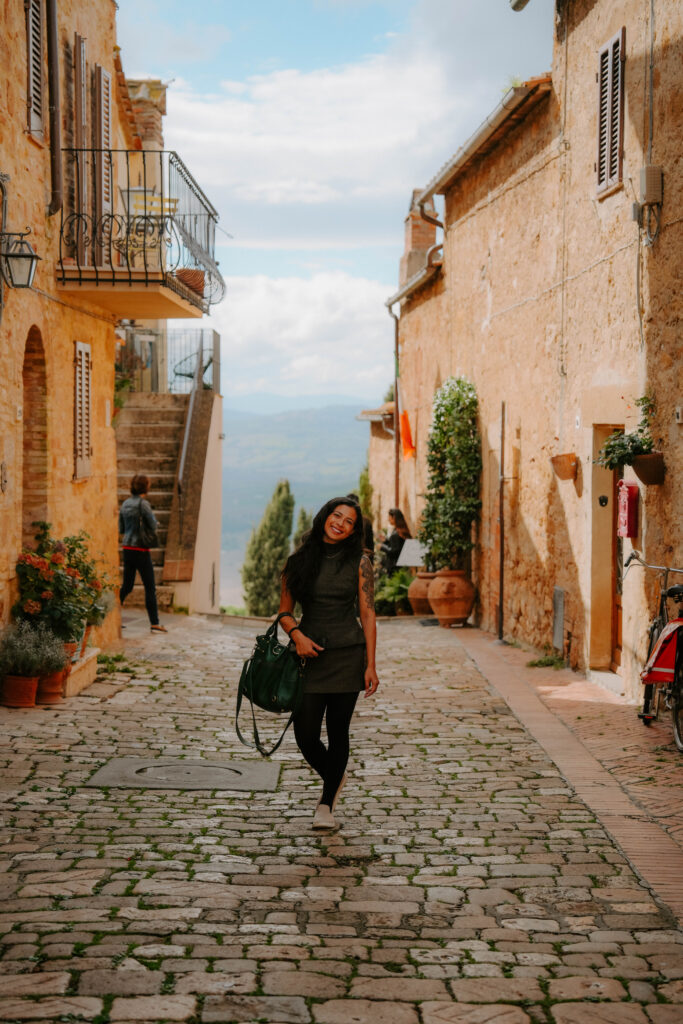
[86,757,279,791]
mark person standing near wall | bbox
[380,508,411,575]
[118,474,167,633]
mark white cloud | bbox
[165,52,468,206]
[201,272,394,400]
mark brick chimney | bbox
[399,189,438,286]
[126,79,168,149]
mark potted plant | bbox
[407,571,436,615]
[418,377,482,626]
[595,395,666,485]
[35,629,68,705]
[0,621,64,707]
[13,523,115,654]
[374,567,413,616]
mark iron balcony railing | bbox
[58,148,226,312]
[116,327,221,395]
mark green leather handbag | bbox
[235,613,305,757]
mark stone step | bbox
[117,473,176,489]
[118,453,178,473]
[120,393,188,409]
[120,561,165,582]
[116,438,181,458]
[123,583,175,610]
[117,489,174,509]
[115,423,184,445]
[116,403,187,423]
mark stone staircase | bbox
[115,393,189,610]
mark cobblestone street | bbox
[1,614,683,1024]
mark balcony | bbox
[58,149,226,318]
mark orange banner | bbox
[400,411,416,459]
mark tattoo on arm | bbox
[360,555,374,607]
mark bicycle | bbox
[624,550,683,752]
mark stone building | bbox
[0,0,224,651]
[370,0,682,700]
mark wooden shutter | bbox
[25,0,44,136]
[74,34,88,263]
[597,28,625,193]
[74,341,92,479]
[94,64,112,264]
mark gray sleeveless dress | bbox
[297,551,366,694]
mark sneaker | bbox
[150,624,168,633]
[312,804,336,830]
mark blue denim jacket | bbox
[118,496,158,548]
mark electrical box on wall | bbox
[640,165,663,205]
[617,480,639,538]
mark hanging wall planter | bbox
[631,452,666,486]
[550,453,578,480]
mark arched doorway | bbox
[22,327,48,548]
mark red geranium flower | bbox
[23,599,42,614]
[40,590,54,600]
[51,552,65,565]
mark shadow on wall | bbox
[474,440,585,670]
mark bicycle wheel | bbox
[671,659,683,753]
[640,617,664,723]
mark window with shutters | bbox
[597,28,625,194]
[25,0,44,137]
[73,341,92,480]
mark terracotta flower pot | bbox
[631,452,666,486]
[62,642,79,679]
[408,572,436,615]
[79,625,93,660]
[36,670,65,705]
[427,569,476,627]
[1,675,39,708]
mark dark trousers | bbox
[119,548,159,625]
[293,691,359,806]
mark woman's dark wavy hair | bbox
[282,497,363,603]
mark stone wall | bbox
[0,0,135,647]
[372,0,682,700]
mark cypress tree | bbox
[292,506,313,551]
[241,480,295,616]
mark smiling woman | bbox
[277,496,379,830]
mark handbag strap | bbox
[234,655,297,757]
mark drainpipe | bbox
[46,0,62,215]
[387,306,400,508]
[418,201,443,230]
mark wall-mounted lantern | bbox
[0,172,41,323]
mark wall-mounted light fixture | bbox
[0,172,41,323]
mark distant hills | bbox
[221,401,372,605]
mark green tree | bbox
[241,480,295,615]
[418,377,482,571]
[358,462,373,518]
[292,506,313,550]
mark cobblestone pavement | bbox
[1,613,682,1024]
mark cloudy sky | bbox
[117,0,554,406]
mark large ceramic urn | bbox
[407,572,436,616]
[427,569,475,627]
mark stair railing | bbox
[176,338,204,540]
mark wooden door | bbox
[611,467,623,671]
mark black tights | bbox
[293,691,359,807]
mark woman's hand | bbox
[292,630,324,659]
[364,666,379,696]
